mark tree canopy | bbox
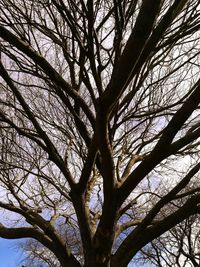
[0,0,200,266]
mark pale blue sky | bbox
[0,239,22,267]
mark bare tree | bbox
[0,0,200,267]
[137,215,200,267]
[18,238,60,267]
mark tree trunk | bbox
[83,249,113,267]
[60,256,82,267]
[55,250,82,267]
[84,259,111,267]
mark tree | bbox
[137,216,200,267]
[0,0,200,266]
[18,238,60,267]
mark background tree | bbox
[137,216,200,267]
[0,0,200,267]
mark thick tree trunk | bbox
[83,249,113,267]
[54,248,82,267]
[84,258,111,267]
[60,257,82,267]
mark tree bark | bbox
[60,256,82,267]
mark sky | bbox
[0,239,23,267]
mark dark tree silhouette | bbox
[0,0,200,266]
[138,216,200,267]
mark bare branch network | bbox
[0,0,200,266]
